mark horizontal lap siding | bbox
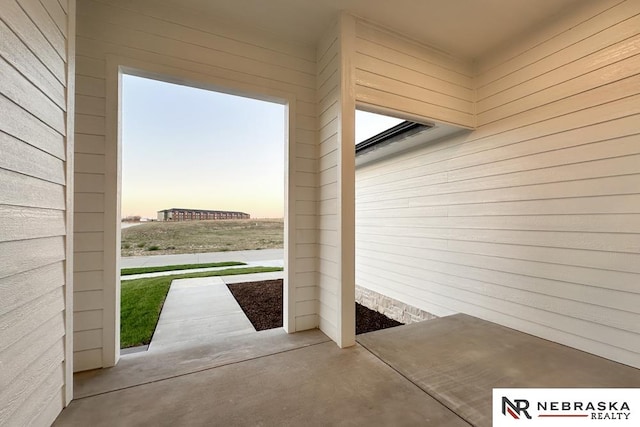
[0,0,71,424]
[355,0,640,368]
[316,23,339,341]
[74,0,318,370]
[354,20,474,128]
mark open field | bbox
[121,218,283,257]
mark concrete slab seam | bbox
[76,339,332,400]
[357,339,474,427]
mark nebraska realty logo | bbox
[493,389,640,426]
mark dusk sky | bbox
[121,75,402,219]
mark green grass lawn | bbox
[120,266,283,348]
[121,261,246,276]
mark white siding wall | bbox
[355,0,640,368]
[354,20,474,128]
[0,0,74,424]
[74,0,319,371]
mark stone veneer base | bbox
[355,285,438,325]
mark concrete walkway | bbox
[121,259,283,281]
[149,271,284,351]
[120,247,285,353]
[149,277,254,351]
[121,249,283,268]
[120,249,284,351]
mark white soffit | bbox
[173,0,589,59]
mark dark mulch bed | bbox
[355,302,403,334]
[227,279,403,334]
[227,279,283,331]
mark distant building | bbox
[157,208,250,221]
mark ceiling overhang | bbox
[164,0,590,59]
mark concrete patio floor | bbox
[56,314,640,426]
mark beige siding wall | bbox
[74,0,318,371]
[354,20,474,128]
[356,0,640,368]
[0,0,74,424]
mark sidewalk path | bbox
[121,249,285,352]
[148,271,284,352]
[121,259,283,281]
[121,249,283,269]
[148,277,254,351]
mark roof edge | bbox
[355,121,433,154]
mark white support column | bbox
[103,57,122,368]
[316,13,356,348]
[283,99,297,333]
[336,13,356,348]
